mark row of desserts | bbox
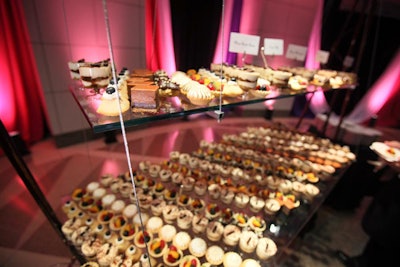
[63,172,277,266]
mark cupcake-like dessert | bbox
[110,179,122,194]
[159,224,177,243]
[234,193,250,208]
[125,244,141,262]
[123,204,138,219]
[239,231,259,254]
[149,163,161,178]
[133,212,149,227]
[206,221,224,242]
[151,198,166,216]
[79,195,95,211]
[192,213,209,234]
[163,205,180,224]
[248,216,267,233]
[113,236,130,254]
[292,181,305,198]
[109,215,128,232]
[97,243,118,267]
[233,212,249,228]
[177,194,192,208]
[264,199,281,215]
[172,231,192,251]
[146,216,164,234]
[149,238,168,258]
[219,208,234,225]
[278,179,293,194]
[92,223,108,237]
[163,245,184,267]
[137,193,153,210]
[159,169,172,182]
[102,229,118,244]
[71,225,91,246]
[190,198,205,213]
[303,183,320,202]
[220,187,235,204]
[194,179,208,196]
[208,184,221,199]
[164,188,178,202]
[177,210,194,230]
[153,182,166,196]
[81,237,103,260]
[249,196,265,213]
[181,177,195,192]
[100,173,114,187]
[111,199,126,214]
[189,237,207,258]
[205,203,221,220]
[119,223,138,241]
[71,188,87,202]
[205,245,225,266]
[171,172,184,185]
[97,210,114,225]
[101,194,116,208]
[93,187,107,200]
[239,259,261,267]
[256,237,277,261]
[222,224,241,246]
[179,255,201,267]
[179,153,191,166]
[134,230,153,249]
[86,181,100,194]
[223,251,242,267]
[110,255,134,267]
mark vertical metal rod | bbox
[0,119,86,264]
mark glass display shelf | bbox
[70,81,353,133]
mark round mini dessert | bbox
[71,188,87,202]
[205,245,225,266]
[189,237,207,258]
[164,188,178,202]
[172,231,191,251]
[159,224,177,243]
[79,196,95,210]
[219,208,234,225]
[97,210,114,225]
[205,203,221,220]
[111,199,126,214]
[66,205,81,219]
[239,259,261,267]
[234,193,250,208]
[123,204,138,219]
[149,163,161,178]
[177,209,194,230]
[248,216,267,233]
[101,194,116,208]
[171,172,184,185]
[179,255,201,267]
[109,215,128,232]
[149,238,168,258]
[207,184,221,200]
[125,244,141,262]
[233,212,249,228]
[163,245,184,267]
[249,196,265,213]
[86,181,100,194]
[81,237,102,260]
[256,237,277,261]
[190,198,205,213]
[134,230,153,249]
[192,213,209,234]
[278,179,293,194]
[163,205,180,224]
[222,224,241,246]
[151,198,167,216]
[179,153,191,165]
[159,169,172,182]
[303,183,320,202]
[223,251,242,267]
[177,194,192,208]
[146,216,164,234]
[62,200,75,214]
[119,182,132,198]
[181,177,195,192]
[133,212,149,227]
[81,262,99,267]
[93,187,107,200]
[194,179,207,196]
[96,243,118,267]
[100,173,114,187]
[206,221,224,242]
[264,199,281,215]
[120,223,138,241]
[113,236,130,254]
[137,193,153,210]
[110,179,122,193]
[139,253,157,267]
[61,217,83,239]
[110,255,134,267]
[292,181,305,198]
[102,229,118,244]
[153,182,166,196]
[220,187,235,204]
[92,223,108,237]
[239,231,259,254]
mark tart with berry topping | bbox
[97,210,114,225]
[163,245,183,267]
[205,203,221,220]
[134,230,153,249]
[120,223,138,241]
[179,255,201,267]
[149,238,168,258]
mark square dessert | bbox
[131,84,159,113]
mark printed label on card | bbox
[316,50,330,64]
[263,38,284,55]
[229,32,260,56]
[343,56,354,68]
[286,44,308,61]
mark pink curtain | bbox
[0,0,47,144]
[145,0,176,75]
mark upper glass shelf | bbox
[70,81,354,133]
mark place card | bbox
[286,44,308,61]
[343,56,354,68]
[229,32,260,56]
[316,50,330,64]
[263,38,284,55]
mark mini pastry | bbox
[149,164,161,178]
[109,215,128,231]
[96,243,118,267]
[181,177,195,192]
[264,199,281,215]
[219,208,234,225]
[208,184,221,199]
[123,204,138,219]
[110,255,134,267]
[220,187,235,204]
[172,231,191,251]
[248,216,267,233]
[100,173,114,187]
[194,179,207,196]
[222,224,241,246]
[234,193,250,208]
[97,210,114,225]
[188,237,207,258]
[163,205,180,224]
[133,212,149,226]
[151,198,167,216]
[239,259,261,267]
[71,225,90,246]
[171,172,184,185]
[206,221,224,242]
[149,238,168,258]
[81,262,99,267]
[62,217,83,239]
[86,181,100,194]
[93,223,108,237]
[177,210,194,230]
[120,223,138,241]
[190,198,205,213]
[119,182,133,198]
[101,194,116,208]
[81,236,103,260]
[233,212,249,228]
[179,255,201,267]
[164,188,178,202]
[158,224,177,243]
[103,229,118,244]
[249,196,265,213]
[113,236,130,254]
[111,199,126,214]
[192,213,209,234]
[92,187,107,200]
[134,230,153,249]
[139,253,157,267]
[303,183,320,202]
[159,169,172,182]
[153,182,166,196]
[223,251,242,267]
[125,244,141,262]
[205,203,221,220]
[163,245,184,267]
[239,231,259,254]
[146,216,164,234]
[205,245,224,266]
[71,188,87,202]
[256,237,277,261]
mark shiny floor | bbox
[0,114,397,267]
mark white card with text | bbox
[316,50,330,64]
[229,32,260,56]
[286,44,308,61]
[263,38,284,55]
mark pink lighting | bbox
[213,0,235,63]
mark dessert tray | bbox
[62,122,355,267]
[370,142,400,162]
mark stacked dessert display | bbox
[62,122,355,267]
